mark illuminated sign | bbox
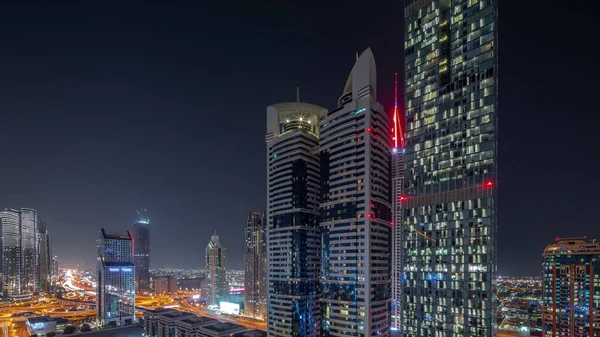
[121,268,132,272]
[108,268,119,272]
[219,302,240,315]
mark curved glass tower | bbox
[266,101,326,337]
[133,209,150,292]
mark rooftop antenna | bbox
[356,52,359,61]
[296,86,300,103]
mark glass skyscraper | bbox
[319,48,392,336]
[244,211,267,320]
[133,209,151,292]
[542,237,600,337]
[402,0,498,336]
[96,229,135,327]
[0,209,23,296]
[266,100,326,337]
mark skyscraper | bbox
[52,255,59,277]
[319,48,392,336]
[96,229,135,327]
[133,209,150,292]
[205,231,226,306]
[402,0,498,336]
[20,208,38,293]
[265,99,326,337]
[0,209,23,295]
[542,237,600,337]
[390,72,405,331]
[38,219,52,292]
[244,212,267,320]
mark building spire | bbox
[296,86,300,103]
[356,52,359,61]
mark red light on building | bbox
[366,127,372,133]
[390,221,394,225]
[366,214,372,218]
[483,181,493,187]
[399,195,408,202]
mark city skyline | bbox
[0,1,598,276]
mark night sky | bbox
[0,0,598,275]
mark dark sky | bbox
[0,0,598,275]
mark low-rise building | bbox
[26,316,56,336]
[141,309,248,337]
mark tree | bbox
[80,323,92,332]
[63,326,77,334]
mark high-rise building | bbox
[402,0,498,335]
[0,209,23,295]
[96,229,135,327]
[154,276,178,295]
[319,48,392,336]
[542,237,600,337]
[20,208,38,293]
[265,98,326,337]
[205,231,226,306]
[51,255,59,278]
[244,212,267,319]
[133,209,151,292]
[390,72,405,331]
[38,219,52,292]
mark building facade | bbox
[133,209,151,292]
[205,231,227,306]
[402,0,498,336]
[96,229,135,327]
[244,212,267,319]
[542,237,600,337]
[20,208,38,293]
[319,48,392,336]
[266,100,326,337]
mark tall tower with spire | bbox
[133,208,150,292]
[205,230,227,306]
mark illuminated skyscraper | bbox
[266,98,326,337]
[402,0,498,336]
[0,209,23,295]
[542,237,600,337]
[205,231,227,306]
[244,212,267,319]
[20,208,38,293]
[319,48,392,336]
[96,229,135,327]
[133,209,150,292]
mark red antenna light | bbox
[366,213,372,218]
[392,72,405,149]
[399,195,408,202]
[483,181,493,187]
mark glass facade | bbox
[20,208,38,293]
[542,237,600,337]
[402,0,498,336]
[319,48,392,337]
[266,102,326,337]
[96,229,135,327]
[0,209,22,295]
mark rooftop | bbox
[71,325,143,337]
[232,331,267,337]
[27,316,53,324]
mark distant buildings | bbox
[265,98,326,336]
[52,255,59,277]
[178,277,203,292]
[542,237,600,337]
[319,48,392,336]
[133,209,151,292]
[244,212,266,319]
[155,276,178,294]
[0,208,51,296]
[205,231,227,306]
[96,229,135,327]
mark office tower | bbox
[319,48,392,336]
[0,209,22,295]
[542,237,600,337]
[133,209,151,292]
[244,212,267,319]
[402,0,498,335]
[52,256,59,277]
[205,231,227,306]
[38,219,52,292]
[20,208,38,293]
[154,276,178,294]
[96,229,135,327]
[265,97,326,337]
[391,73,406,332]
